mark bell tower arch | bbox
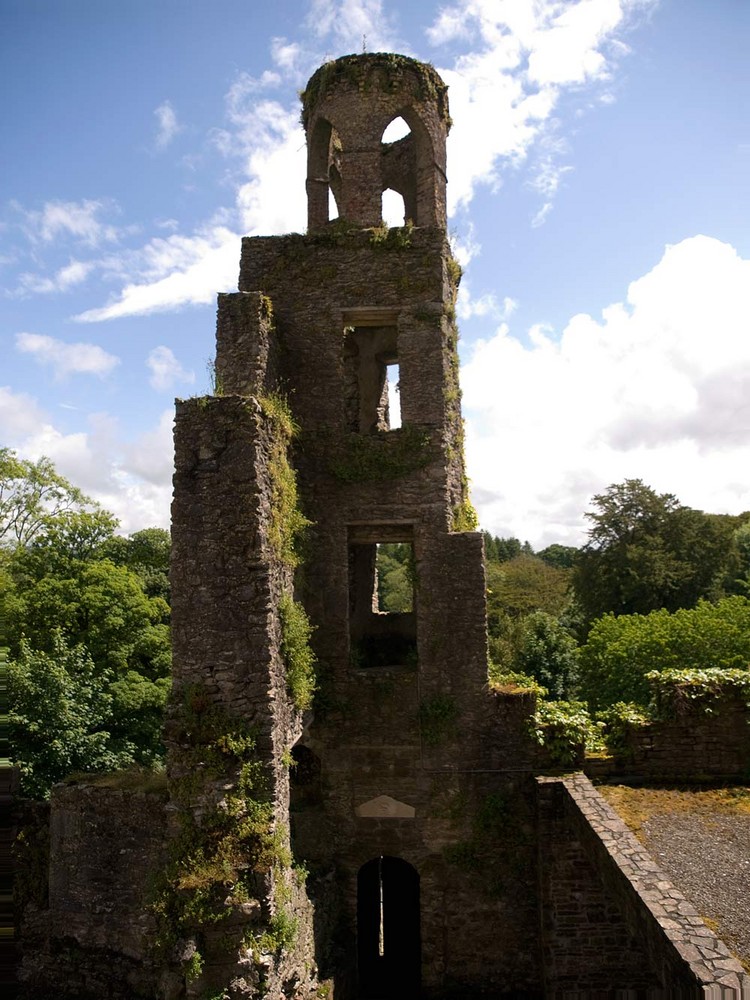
[302,53,451,230]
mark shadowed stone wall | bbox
[586,690,750,783]
[538,775,750,998]
[17,783,168,1000]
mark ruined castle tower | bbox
[168,52,535,998]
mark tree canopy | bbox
[572,479,736,623]
[3,452,171,797]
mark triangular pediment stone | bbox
[355,795,416,818]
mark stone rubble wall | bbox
[587,694,750,783]
[538,774,750,998]
[17,783,169,1000]
[168,394,317,1000]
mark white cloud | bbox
[457,288,516,322]
[428,0,655,215]
[305,0,400,52]
[226,97,308,236]
[122,409,174,488]
[20,198,119,246]
[13,259,95,296]
[15,332,120,379]
[147,346,195,391]
[531,202,553,228]
[271,37,303,72]
[0,386,47,439]
[0,394,173,534]
[73,225,240,321]
[154,100,181,149]
[462,236,750,548]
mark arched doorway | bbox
[357,856,420,999]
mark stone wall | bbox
[586,692,750,783]
[538,774,750,997]
[18,781,168,1000]
[167,394,318,999]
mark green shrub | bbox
[530,700,603,766]
[579,597,750,709]
[646,666,750,716]
[596,701,652,753]
[259,394,311,567]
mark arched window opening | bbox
[381,116,417,225]
[328,187,339,222]
[381,187,406,227]
[307,117,335,229]
[357,856,420,999]
[381,116,411,144]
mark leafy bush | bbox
[579,596,750,709]
[595,701,652,753]
[530,700,603,766]
[646,666,750,716]
[514,611,579,700]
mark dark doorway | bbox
[357,856,421,999]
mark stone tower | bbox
[169,52,534,998]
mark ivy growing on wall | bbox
[259,394,311,567]
[278,593,316,712]
[330,424,432,482]
[151,686,299,989]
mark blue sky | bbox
[2,0,749,547]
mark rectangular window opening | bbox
[343,325,400,434]
[348,527,417,670]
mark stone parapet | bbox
[538,773,750,998]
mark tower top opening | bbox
[302,53,451,232]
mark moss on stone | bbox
[301,53,450,131]
[330,424,432,482]
[278,593,316,711]
[259,393,311,567]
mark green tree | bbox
[10,634,119,798]
[578,596,750,709]
[2,455,173,795]
[486,555,572,673]
[102,527,171,601]
[9,634,168,798]
[10,558,169,676]
[515,611,579,700]
[486,555,570,621]
[0,448,100,547]
[537,543,578,569]
[725,519,750,596]
[376,542,414,612]
[573,479,734,623]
